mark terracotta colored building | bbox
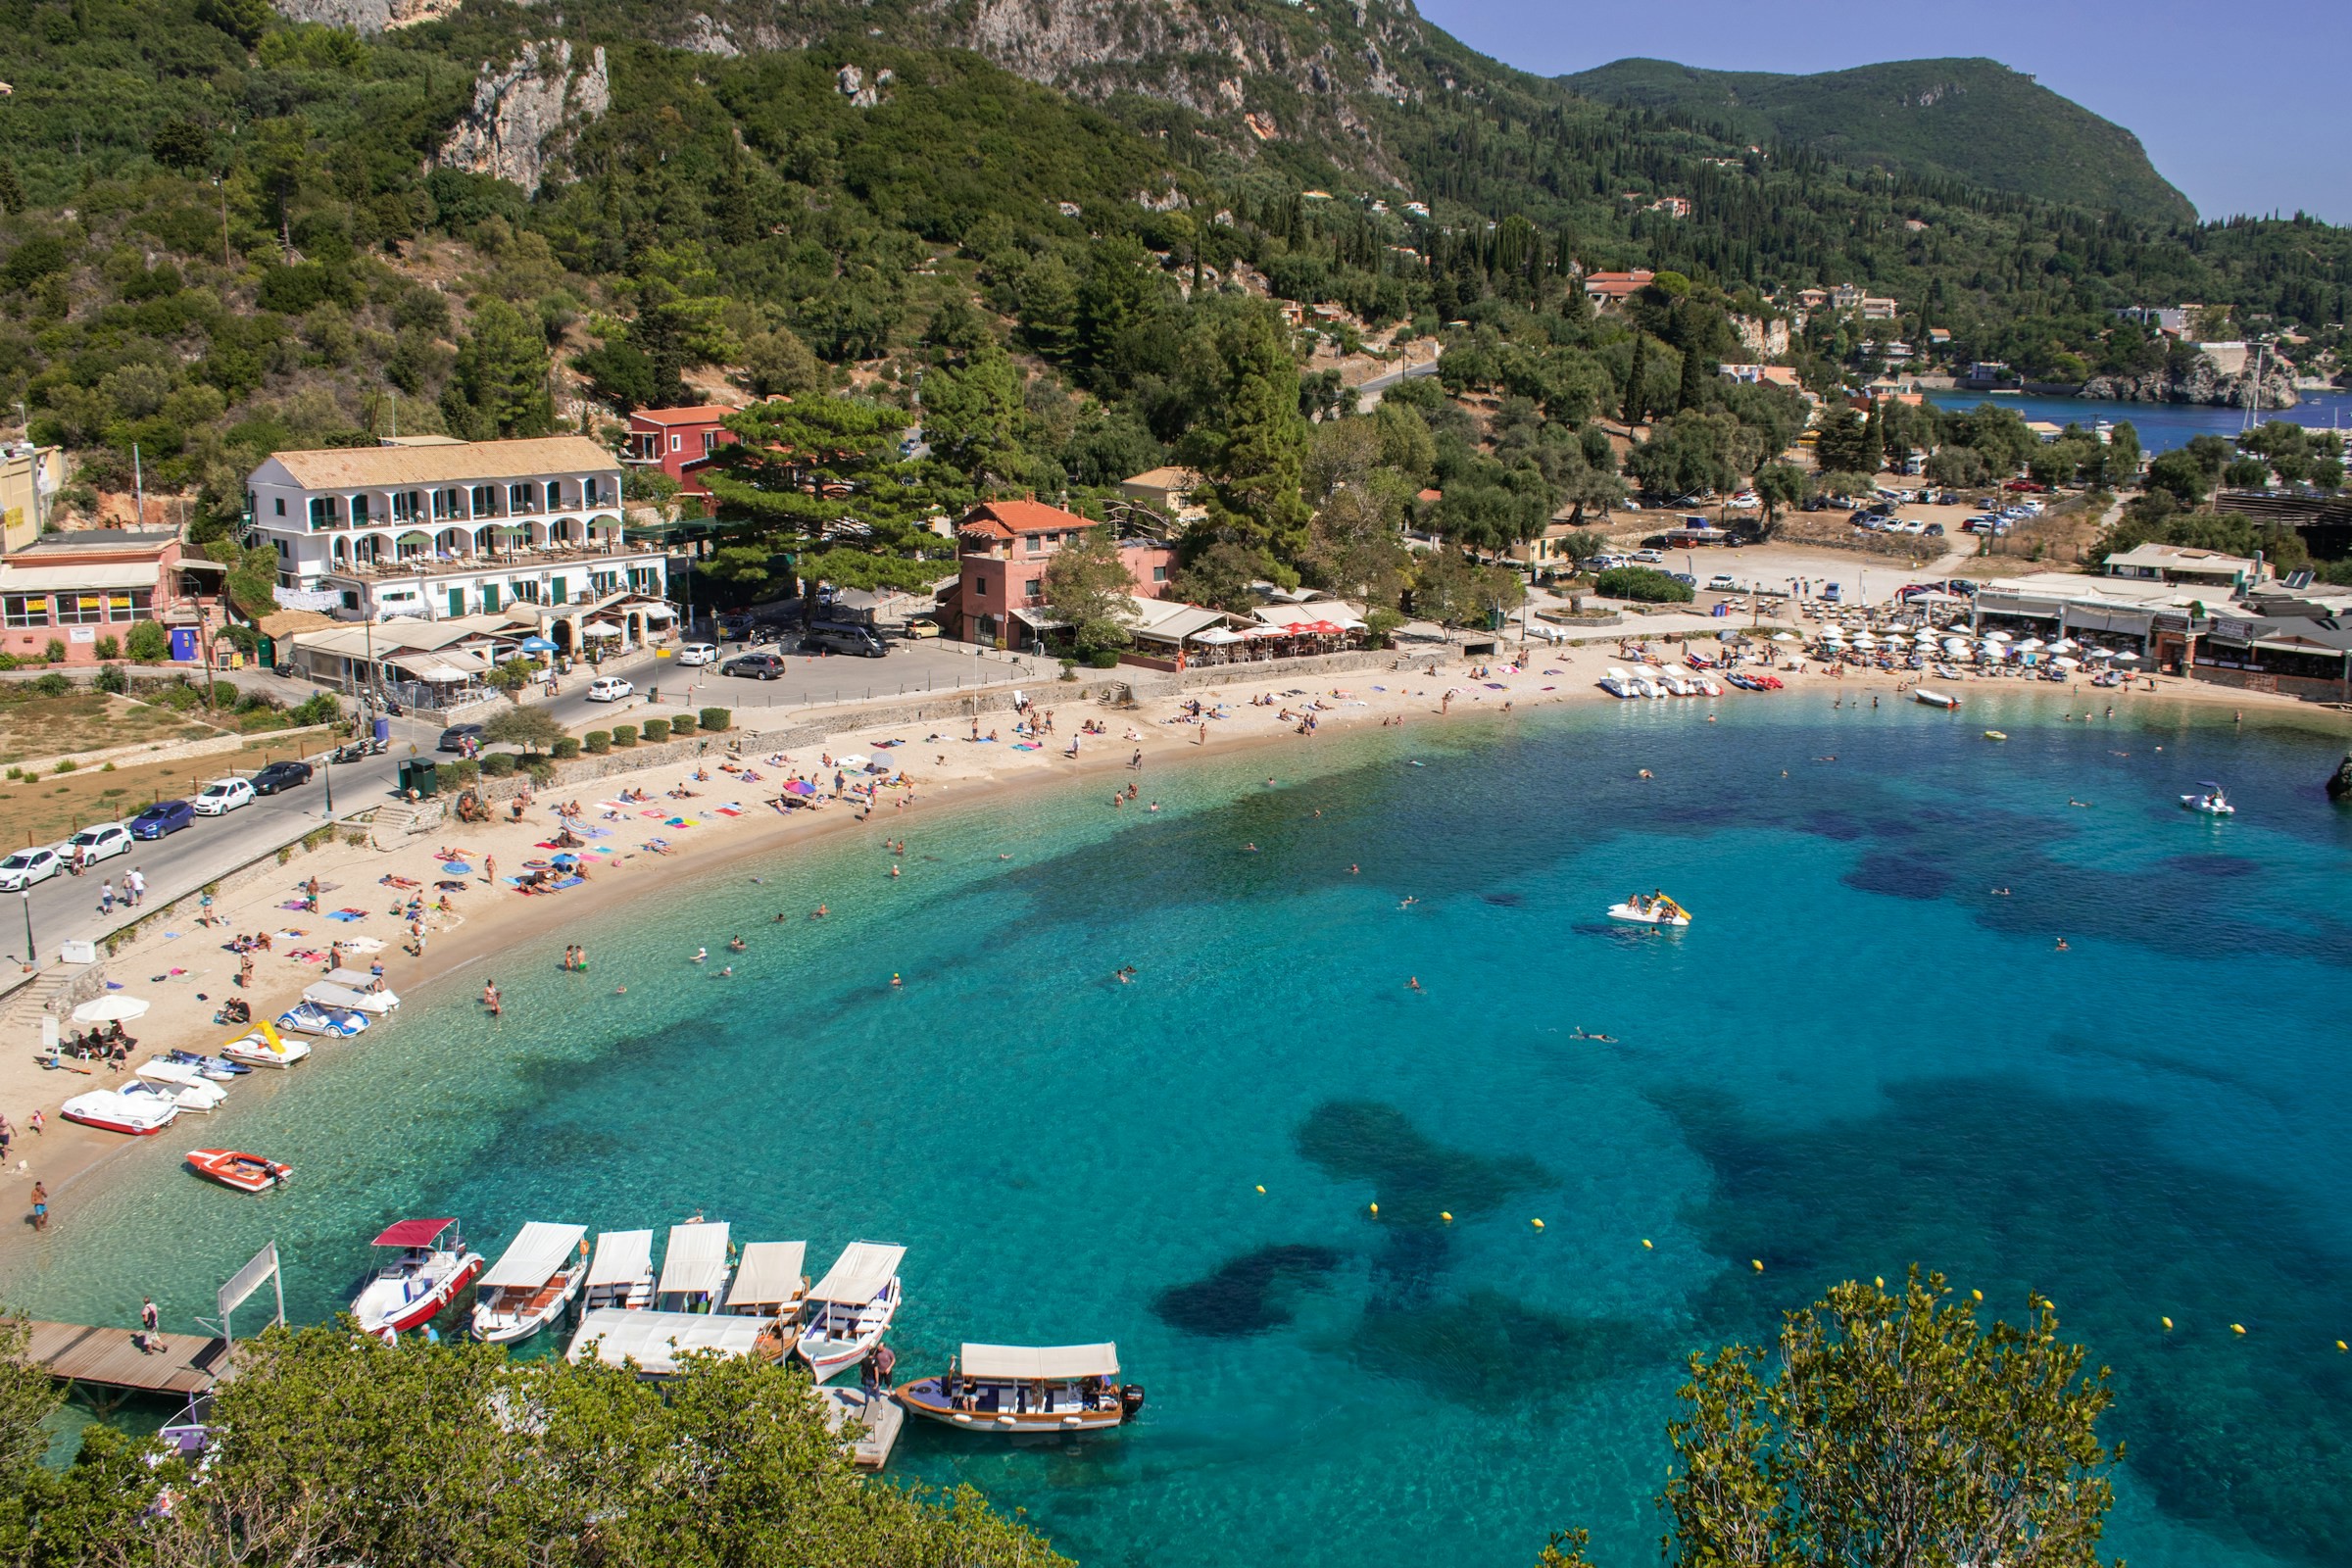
[943,499,1175,649]
[624,406,742,499]
[0,527,223,665]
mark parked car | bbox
[1668,571,1697,587]
[1923,522,1945,537]
[1630,549,1665,564]
[0,847,63,891]
[251,760,314,796]
[191,777,256,815]
[1707,573,1740,591]
[586,676,633,703]
[722,653,787,680]
[899,616,943,639]
[802,623,887,658]
[129,800,194,840]
[437,722,485,753]
[674,643,719,665]
[65,823,134,868]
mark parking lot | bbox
[577,635,1054,724]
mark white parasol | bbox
[72,995,149,1024]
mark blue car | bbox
[129,800,194,839]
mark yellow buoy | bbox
[1440,1211,1452,1224]
[1641,1239,1653,1250]
[1971,1289,1984,1302]
[1532,1218,1545,1230]
[1874,1276,1885,1289]
[1254,1185,1265,1195]
[2161,1317,2174,1331]
[2230,1323,2246,1336]
[1368,1202,1379,1216]
[2337,1341,2347,1352]
[1751,1259,1764,1272]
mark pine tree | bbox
[0,161,24,217]
[1624,332,1648,425]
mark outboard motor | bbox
[1118,1384,1147,1422]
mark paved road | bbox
[561,637,1043,728]
[1352,357,1442,414]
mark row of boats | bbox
[354,1217,1146,1436]
[1598,665,1723,699]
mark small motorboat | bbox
[895,1343,1146,1434]
[221,1024,312,1069]
[470,1221,591,1345]
[351,1218,487,1336]
[2181,783,2235,816]
[581,1229,658,1311]
[135,1059,227,1112]
[276,1000,369,1038]
[655,1220,734,1313]
[1597,667,1640,700]
[1913,688,1960,710]
[166,1048,249,1078]
[1984,730,2008,742]
[61,1082,179,1135]
[1608,893,1691,927]
[186,1149,292,1194]
[304,981,396,1016]
[797,1242,906,1382]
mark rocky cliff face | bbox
[436,41,612,195]
[267,0,454,33]
[2081,355,2300,409]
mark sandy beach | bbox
[1,629,2334,1249]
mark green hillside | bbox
[1561,56,2195,224]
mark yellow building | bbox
[0,443,65,553]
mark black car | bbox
[722,654,787,680]
[251,760,314,796]
[437,722,485,752]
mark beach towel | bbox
[1012,742,1041,752]
[442,862,472,875]
[555,876,584,891]
[278,900,309,911]
[581,827,612,838]
[640,810,669,820]
[1483,682,1507,690]
[325,909,364,923]
[713,805,744,817]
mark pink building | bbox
[945,499,1174,649]
[0,527,223,665]
[623,406,742,500]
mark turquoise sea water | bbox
[1925,386,2352,454]
[6,693,2352,1568]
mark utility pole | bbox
[132,443,145,527]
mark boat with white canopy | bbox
[134,1058,227,1112]
[220,1023,311,1069]
[470,1221,590,1344]
[583,1229,657,1311]
[655,1221,732,1313]
[894,1343,1145,1434]
[303,982,396,1017]
[322,969,400,1004]
[722,1241,808,1319]
[797,1241,904,1381]
[566,1308,766,1376]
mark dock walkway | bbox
[817,1386,903,1470]
[23,1321,228,1398]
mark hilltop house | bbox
[1582,269,1654,307]
[624,406,742,501]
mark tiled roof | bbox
[960,499,1090,536]
[265,437,617,490]
[629,406,741,426]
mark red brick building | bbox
[942,499,1175,649]
[623,407,741,500]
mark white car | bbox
[1727,492,1760,510]
[1707,573,1740,591]
[0,847,63,891]
[586,676,633,703]
[674,643,719,666]
[191,777,255,815]
[65,823,133,867]
[1631,549,1665,564]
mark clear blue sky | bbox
[1418,0,2348,225]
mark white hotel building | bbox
[244,435,674,647]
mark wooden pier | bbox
[816,1386,904,1471]
[23,1321,229,1400]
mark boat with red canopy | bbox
[186,1150,291,1194]
[350,1218,486,1336]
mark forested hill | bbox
[1561,57,2195,226]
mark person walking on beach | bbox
[483,855,496,885]
[236,953,253,990]
[29,1182,46,1232]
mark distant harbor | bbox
[1925,387,2352,455]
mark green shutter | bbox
[448,587,465,617]
[482,584,500,612]
[551,577,566,605]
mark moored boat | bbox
[1913,687,1961,710]
[1597,667,1639,700]
[470,1221,591,1344]
[350,1218,486,1336]
[895,1343,1144,1434]
[61,1082,179,1135]
[276,1000,368,1037]
[220,1023,310,1069]
[722,1241,809,1320]
[166,1048,248,1078]
[797,1242,905,1382]
[654,1220,733,1313]
[581,1229,657,1311]
[1607,892,1691,927]
[135,1059,227,1112]
[186,1149,291,1194]
[2181,782,2235,816]
[1984,730,2008,742]
[303,981,396,1016]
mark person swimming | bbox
[727,937,747,953]
[690,947,708,964]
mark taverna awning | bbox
[585,1229,655,1289]
[808,1241,905,1304]
[480,1221,588,1290]
[960,1343,1119,1381]
[658,1221,732,1297]
[723,1241,808,1311]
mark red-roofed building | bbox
[623,406,742,499]
[1581,270,1655,307]
[945,498,1176,649]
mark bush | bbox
[552,737,581,760]
[0,654,17,673]
[41,639,64,664]
[30,672,70,697]
[93,663,126,694]
[1085,649,1121,668]
[1593,566,1695,604]
[124,620,171,662]
[523,759,557,786]
[290,691,340,727]
[94,635,120,662]
[479,752,516,777]
[641,718,670,744]
[668,712,696,737]
[153,682,199,711]
[583,730,611,755]
[699,707,730,732]
[213,681,239,708]
[441,758,480,787]
[611,724,637,748]
[54,759,75,774]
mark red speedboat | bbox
[351,1218,485,1336]
[186,1150,292,1194]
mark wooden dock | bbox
[23,1321,229,1399]
[816,1386,904,1471]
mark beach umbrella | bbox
[2048,638,2079,653]
[1772,632,1797,643]
[72,995,149,1024]
[835,755,870,769]
[2052,656,2081,669]
[1984,630,2012,643]
[2016,637,2045,652]
[2113,651,2141,662]
[520,636,556,653]
[783,780,815,796]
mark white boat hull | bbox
[471,1260,587,1345]
[353,1251,486,1335]
[1913,688,1960,709]
[1607,902,1690,927]
[797,1277,901,1382]
[2181,796,2235,815]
